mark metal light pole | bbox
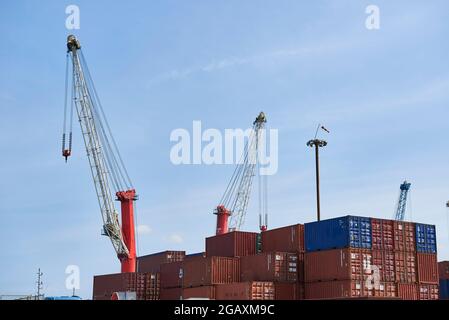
[307,139,327,221]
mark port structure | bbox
[394,181,411,221]
[62,35,137,273]
[214,112,268,234]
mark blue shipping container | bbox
[305,215,372,252]
[415,223,437,253]
[440,279,449,300]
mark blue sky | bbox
[0,1,448,299]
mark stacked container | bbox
[136,250,185,273]
[304,216,439,300]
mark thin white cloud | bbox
[137,224,152,235]
[168,233,184,244]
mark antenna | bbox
[36,268,43,300]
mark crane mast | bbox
[214,112,267,234]
[394,180,411,221]
[64,35,137,272]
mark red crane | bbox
[214,112,268,234]
[62,35,137,273]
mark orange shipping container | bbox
[393,221,415,252]
[372,250,395,282]
[371,219,394,251]
[394,251,417,283]
[261,224,304,253]
[418,284,439,300]
[183,256,240,288]
[417,253,439,284]
[241,252,298,282]
[304,248,373,282]
[215,282,274,300]
[206,231,258,257]
[397,283,418,300]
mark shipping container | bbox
[183,286,216,300]
[372,250,395,282]
[393,221,415,252]
[241,252,298,282]
[183,256,240,287]
[160,261,183,289]
[137,250,185,273]
[160,287,183,300]
[206,231,258,257]
[297,252,305,283]
[371,219,394,251]
[261,224,304,253]
[415,224,437,253]
[93,273,136,300]
[440,279,449,300]
[439,261,449,280]
[215,282,275,300]
[144,273,160,300]
[305,280,396,299]
[418,284,439,300]
[274,282,298,300]
[394,251,417,283]
[397,283,418,300]
[416,253,438,284]
[305,216,372,252]
[304,248,373,282]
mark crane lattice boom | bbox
[63,35,137,272]
[395,180,411,221]
[214,112,267,234]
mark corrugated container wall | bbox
[137,251,185,273]
[371,219,394,251]
[416,253,439,284]
[206,231,258,257]
[397,283,419,300]
[305,248,373,283]
[160,287,183,300]
[241,252,298,282]
[393,221,415,252]
[93,273,136,300]
[439,261,449,280]
[305,216,372,252]
[418,284,439,300]
[183,256,240,287]
[274,282,298,300]
[305,280,397,299]
[261,224,304,253]
[183,286,216,300]
[160,261,183,289]
[215,282,275,300]
[415,224,437,253]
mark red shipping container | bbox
[160,261,183,289]
[417,253,439,284]
[372,250,395,282]
[394,251,417,283]
[93,273,136,300]
[438,261,449,280]
[183,286,216,300]
[394,221,416,252]
[160,287,183,300]
[136,272,146,300]
[261,224,304,253]
[206,231,258,257]
[397,283,418,300]
[305,280,363,299]
[304,248,373,282]
[144,273,160,300]
[297,252,305,283]
[305,280,396,299]
[419,284,439,300]
[241,252,298,282]
[297,283,305,300]
[371,219,394,251]
[274,282,298,300]
[183,256,240,287]
[137,250,185,273]
[215,282,275,300]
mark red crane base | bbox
[116,189,137,273]
[215,205,231,235]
